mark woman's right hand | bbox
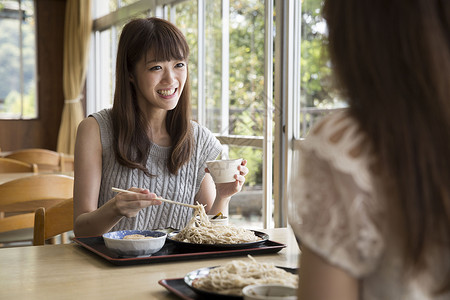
[112,188,162,218]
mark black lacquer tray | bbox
[159,267,297,300]
[73,233,286,266]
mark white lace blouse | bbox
[288,110,449,300]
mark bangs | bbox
[143,20,189,62]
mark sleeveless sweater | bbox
[91,109,222,231]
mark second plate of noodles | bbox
[184,256,298,298]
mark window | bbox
[277,0,347,228]
[0,0,37,119]
[175,0,267,228]
[297,0,346,138]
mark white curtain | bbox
[57,0,92,154]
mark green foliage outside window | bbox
[0,0,36,119]
[300,0,345,137]
[301,0,332,108]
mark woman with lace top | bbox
[288,0,450,299]
[73,17,248,236]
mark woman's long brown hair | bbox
[111,17,193,175]
[323,0,450,292]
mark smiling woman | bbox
[111,17,193,175]
[73,17,249,238]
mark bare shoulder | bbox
[76,117,101,142]
[75,117,102,153]
[78,116,99,132]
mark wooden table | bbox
[0,227,300,299]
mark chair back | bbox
[5,148,74,172]
[0,174,74,245]
[0,174,74,213]
[33,197,73,246]
[0,158,38,173]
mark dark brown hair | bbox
[323,0,450,293]
[111,17,193,175]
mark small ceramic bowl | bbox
[206,158,243,183]
[208,214,229,225]
[102,230,167,257]
[242,284,297,300]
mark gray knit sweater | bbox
[91,109,222,231]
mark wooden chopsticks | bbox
[111,187,198,209]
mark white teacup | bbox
[206,158,243,183]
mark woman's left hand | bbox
[213,159,248,199]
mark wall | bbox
[0,0,66,152]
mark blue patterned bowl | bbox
[102,230,167,257]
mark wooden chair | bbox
[33,197,73,246]
[0,157,38,173]
[61,153,74,173]
[0,174,74,247]
[5,148,74,173]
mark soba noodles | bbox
[172,204,260,244]
[192,256,298,295]
[122,234,154,240]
